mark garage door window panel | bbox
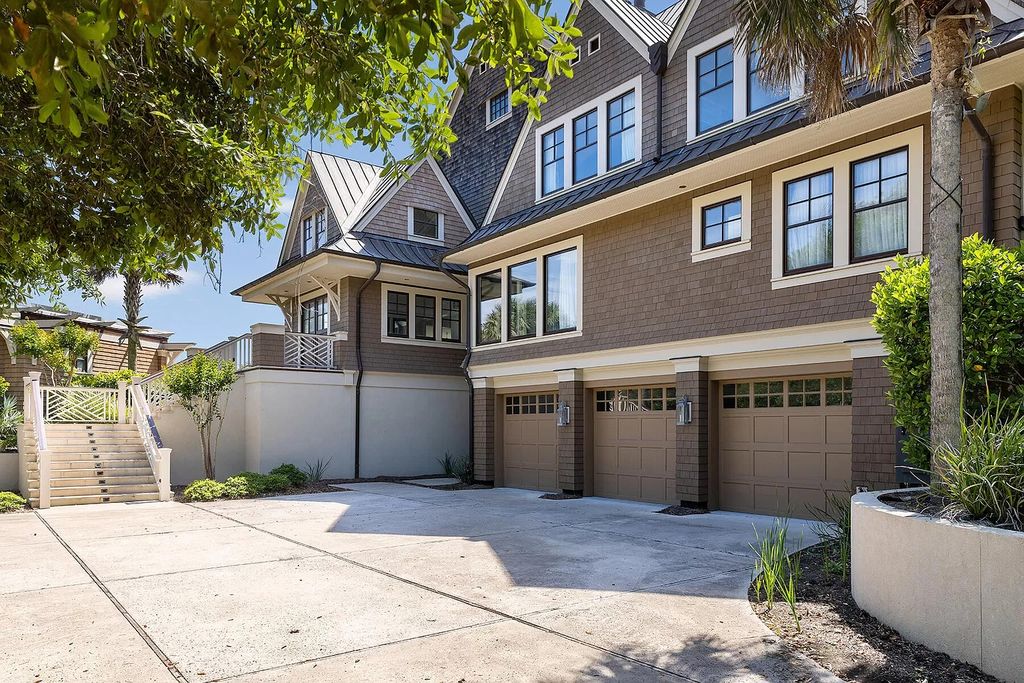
[825,376,853,405]
[753,381,784,408]
[722,382,751,409]
[787,378,822,407]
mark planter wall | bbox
[0,449,17,491]
[851,490,1024,683]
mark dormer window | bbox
[747,45,788,114]
[487,89,511,126]
[606,91,636,170]
[696,42,734,135]
[408,207,443,242]
[302,209,327,255]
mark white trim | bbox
[556,368,584,383]
[407,205,445,245]
[685,27,804,143]
[666,0,701,65]
[587,33,602,56]
[847,338,888,359]
[534,75,643,203]
[469,235,584,350]
[379,284,466,348]
[485,88,513,128]
[989,0,1024,21]
[690,181,752,262]
[671,356,706,374]
[771,127,925,288]
[589,0,653,62]
[279,170,312,266]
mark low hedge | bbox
[0,491,27,513]
[182,469,294,502]
[269,463,308,487]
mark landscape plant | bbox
[809,492,853,580]
[751,520,803,630]
[181,479,225,502]
[163,354,237,479]
[182,472,291,501]
[270,464,309,488]
[73,369,140,389]
[10,321,99,385]
[872,237,1024,469]
[0,376,9,396]
[735,0,994,468]
[439,452,474,484]
[0,491,26,512]
[0,396,22,450]
[304,457,333,483]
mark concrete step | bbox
[32,474,156,488]
[46,491,161,506]
[49,466,156,478]
[45,423,139,433]
[49,450,147,461]
[47,482,159,497]
[45,437,143,447]
[28,458,153,470]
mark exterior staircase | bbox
[24,423,161,506]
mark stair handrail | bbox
[130,378,172,502]
[23,372,50,508]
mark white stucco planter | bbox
[851,489,1024,682]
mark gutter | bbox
[437,259,475,481]
[965,109,994,240]
[353,260,382,479]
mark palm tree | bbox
[120,269,183,372]
[735,0,991,468]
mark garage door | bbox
[718,375,852,518]
[502,392,558,492]
[593,385,676,504]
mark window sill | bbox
[486,112,512,130]
[381,336,464,349]
[771,252,919,290]
[535,159,642,205]
[473,329,582,351]
[406,234,445,246]
[691,239,751,263]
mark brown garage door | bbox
[593,386,676,504]
[502,393,558,492]
[718,375,852,519]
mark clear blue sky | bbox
[33,0,677,349]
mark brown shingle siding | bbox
[852,356,900,490]
[361,163,472,248]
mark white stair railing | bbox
[130,379,172,501]
[284,331,334,369]
[23,372,50,508]
[42,386,123,423]
[139,371,175,412]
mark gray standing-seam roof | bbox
[331,232,466,272]
[656,0,689,28]
[602,0,672,45]
[307,152,385,234]
[446,18,1024,258]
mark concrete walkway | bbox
[1,483,838,682]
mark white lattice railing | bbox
[130,380,172,501]
[140,373,175,412]
[42,386,121,423]
[284,331,334,369]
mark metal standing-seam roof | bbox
[656,0,689,28]
[601,0,673,45]
[307,152,385,234]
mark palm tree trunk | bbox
[123,270,142,373]
[927,21,966,470]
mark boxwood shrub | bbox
[0,491,26,512]
[269,463,308,487]
[872,236,1024,469]
[182,479,226,502]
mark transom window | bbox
[476,271,502,345]
[300,295,329,335]
[784,170,834,274]
[723,376,853,409]
[702,198,742,249]
[386,291,409,338]
[851,148,909,261]
[487,90,510,125]
[572,109,598,184]
[541,127,565,196]
[505,393,557,415]
[384,287,463,345]
[410,207,441,241]
[415,294,436,340]
[607,90,636,170]
[696,42,734,135]
[595,386,677,412]
[747,45,788,114]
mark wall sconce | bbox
[556,400,571,426]
[676,395,693,425]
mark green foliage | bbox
[163,354,237,479]
[0,1,579,306]
[73,369,141,388]
[0,396,21,450]
[872,236,1024,468]
[223,472,290,498]
[0,491,27,513]
[0,375,9,396]
[304,457,333,483]
[438,452,473,484]
[182,479,226,502]
[270,464,309,487]
[809,492,852,580]
[10,321,100,386]
[933,398,1024,531]
[751,520,803,631]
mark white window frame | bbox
[588,33,601,56]
[770,127,924,289]
[690,181,753,262]
[406,206,445,244]
[534,76,643,203]
[468,235,583,350]
[686,27,805,142]
[379,284,465,348]
[486,87,513,128]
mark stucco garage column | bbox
[674,357,709,507]
[557,370,586,495]
[848,340,900,491]
[472,378,496,485]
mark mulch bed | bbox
[171,474,483,502]
[750,544,997,683]
[655,504,709,516]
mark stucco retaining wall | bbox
[851,489,1024,682]
[0,450,18,492]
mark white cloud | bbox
[97,270,201,307]
[276,195,295,218]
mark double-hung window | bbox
[702,198,743,249]
[487,90,510,125]
[850,148,909,261]
[386,291,409,338]
[696,42,734,135]
[507,260,537,340]
[301,216,314,255]
[541,127,565,196]
[301,295,329,335]
[543,248,577,334]
[607,91,635,170]
[572,110,598,184]
[747,45,788,114]
[302,211,326,255]
[414,295,436,340]
[784,170,834,274]
[314,210,326,247]
[441,299,461,343]
[476,271,503,345]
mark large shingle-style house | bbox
[434,0,1024,517]
[220,0,1024,515]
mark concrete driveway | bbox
[1,483,836,682]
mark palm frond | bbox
[734,0,832,92]
[868,0,922,92]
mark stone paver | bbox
[0,484,836,682]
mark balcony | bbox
[283,331,335,369]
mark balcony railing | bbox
[205,333,252,369]
[284,331,334,369]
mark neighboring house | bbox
[433,0,1024,517]
[0,306,190,394]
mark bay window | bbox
[441,299,461,343]
[415,294,436,340]
[382,287,464,345]
[386,291,409,338]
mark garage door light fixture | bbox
[676,395,693,425]
[556,400,571,426]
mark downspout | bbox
[354,260,382,479]
[649,41,668,162]
[965,110,993,240]
[438,259,474,479]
